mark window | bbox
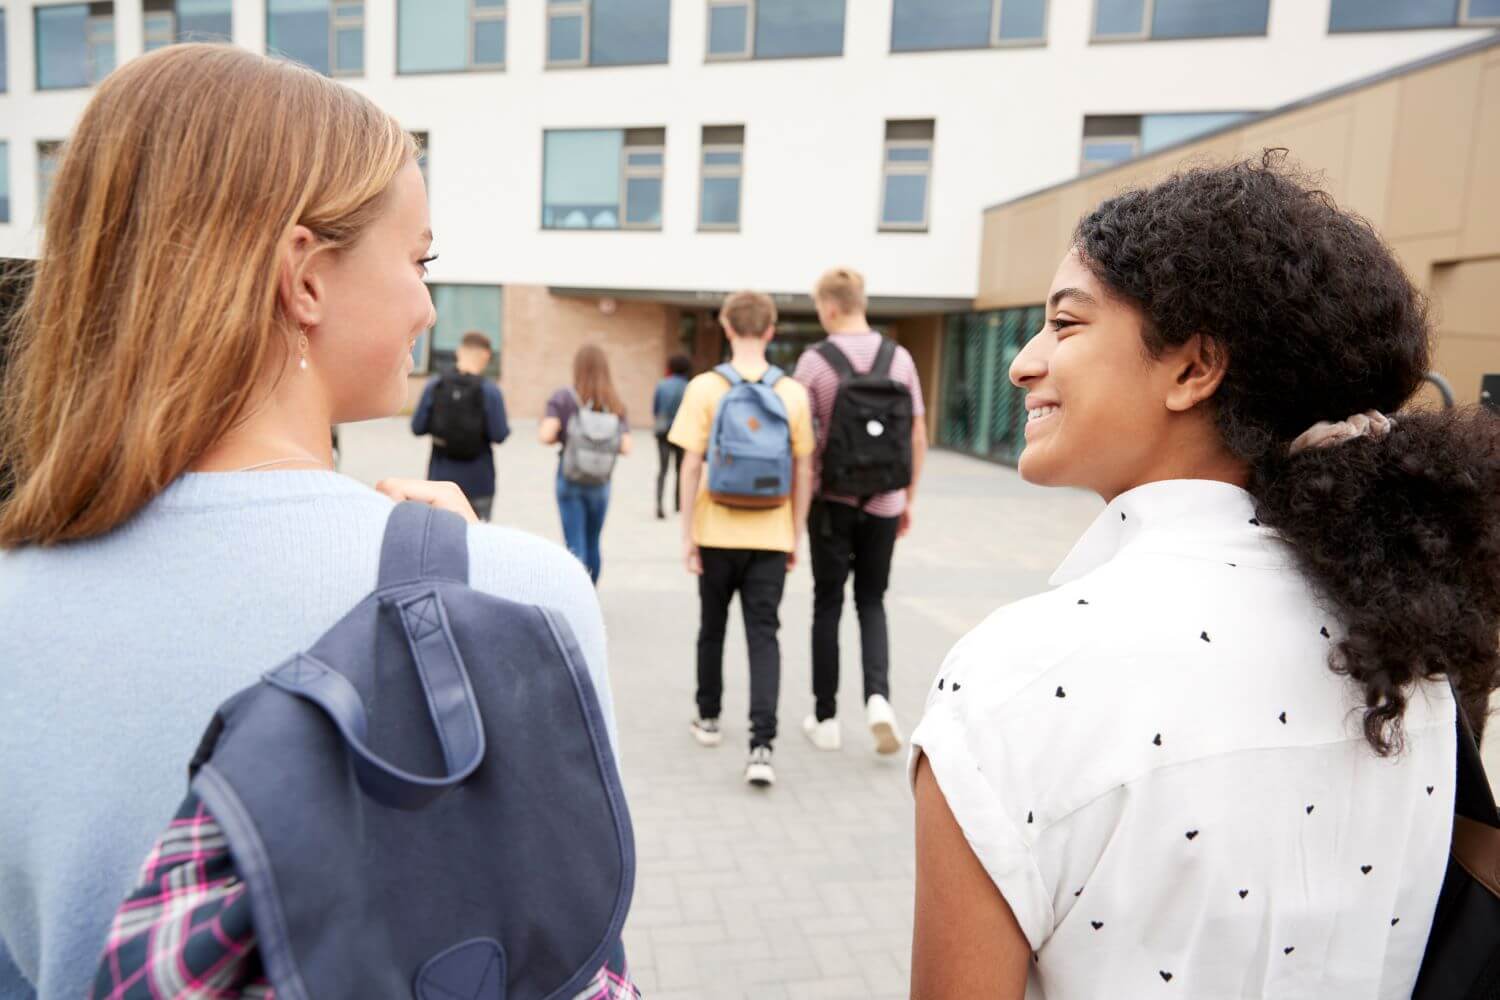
[699,125,744,231]
[143,0,232,51]
[891,0,1047,51]
[398,0,505,73]
[416,285,503,376]
[706,0,846,60]
[1093,0,1268,40]
[1329,0,1500,31]
[938,306,1042,464]
[411,131,429,187]
[0,142,9,224]
[880,120,933,232]
[37,141,63,219]
[36,3,114,89]
[1079,112,1251,173]
[542,128,665,230]
[547,0,669,67]
[267,0,362,77]
[1,7,9,92]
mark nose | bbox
[1010,326,1050,388]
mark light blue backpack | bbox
[707,364,793,509]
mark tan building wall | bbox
[977,37,1500,407]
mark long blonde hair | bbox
[573,345,626,418]
[0,44,415,547]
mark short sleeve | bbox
[666,375,714,455]
[544,388,570,422]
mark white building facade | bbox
[0,0,1492,425]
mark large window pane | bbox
[548,13,584,62]
[36,4,91,89]
[1094,0,1145,35]
[1328,0,1457,30]
[625,177,662,227]
[428,285,503,375]
[0,143,9,224]
[891,0,991,51]
[399,0,465,72]
[177,0,231,41]
[1470,0,1500,18]
[998,0,1047,39]
[708,3,749,55]
[474,18,505,64]
[701,176,740,227]
[268,0,330,75]
[1140,112,1248,151]
[881,173,927,227]
[590,0,669,66]
[543,130,623,229]
[335,26,362,72]
[756,0,844,58]
[1151,0,1268,38]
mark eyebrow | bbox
[1049,287,1098,309]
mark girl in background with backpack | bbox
[540,345,632,584]
[0,44,628,999]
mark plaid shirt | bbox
[92,792,641,1000]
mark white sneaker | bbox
[690,716,722,748]
[745,745,775,787]
[866,695,903,756]
[802,714,842,751]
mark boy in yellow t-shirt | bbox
[667,291,815,788]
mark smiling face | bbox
[1009,248,1234,501]
[309,159,437,422]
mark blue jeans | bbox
[556,473,611,584]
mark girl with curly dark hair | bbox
[908,153,1500,998]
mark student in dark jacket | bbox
[652,354,692,519]
[411,331,510,521]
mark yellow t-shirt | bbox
[667,362,816,553]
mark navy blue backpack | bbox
[706,364,793,509]
[93,503,635,1000]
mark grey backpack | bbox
[561,390,623,486]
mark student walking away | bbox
[0,45,635,999]
[792,267,927,756]
[540,345,631,584]
[653,354,692,519]
[669,291,815,788]
[410,331,511,521]
[909,154,1500,999]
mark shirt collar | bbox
[1049,479,1285,586]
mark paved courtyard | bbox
[339,416,1099,998]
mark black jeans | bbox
[697,547,788,749]
[809,499,899,722]
[655,433,683,514]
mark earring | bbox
[298,330,310,371]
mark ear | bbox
[277,224,329,332]
[1162,334,1228,413]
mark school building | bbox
[0,1,1493,443]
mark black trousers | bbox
[696,547,787,748]
[655,433,684,514]
[809,499,899,722]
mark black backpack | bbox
[815,337,913,500]
[429,373,488,461]
[1412,688,1500,999]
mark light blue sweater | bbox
[0,471,616,999]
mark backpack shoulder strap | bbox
[871,337,899,379]
[761,366,784,388]
[378,501,469,587]
[814,340,857,382]
[714,363,744,387]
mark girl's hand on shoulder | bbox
[375,479,479,524]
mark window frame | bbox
[888,0,1049,53]
[621,135,665,231]
[143,2,175,51]
[330,0,364,77]
[878,128,934,233]
[85,6,114,82]
[470,0,506,68]
[1091,0,1270,43]
[546,0,591,67]
[37,140,64,222]
[697,129,744,232]
[705,0,753,60]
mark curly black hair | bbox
[1073,151,1500,755]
